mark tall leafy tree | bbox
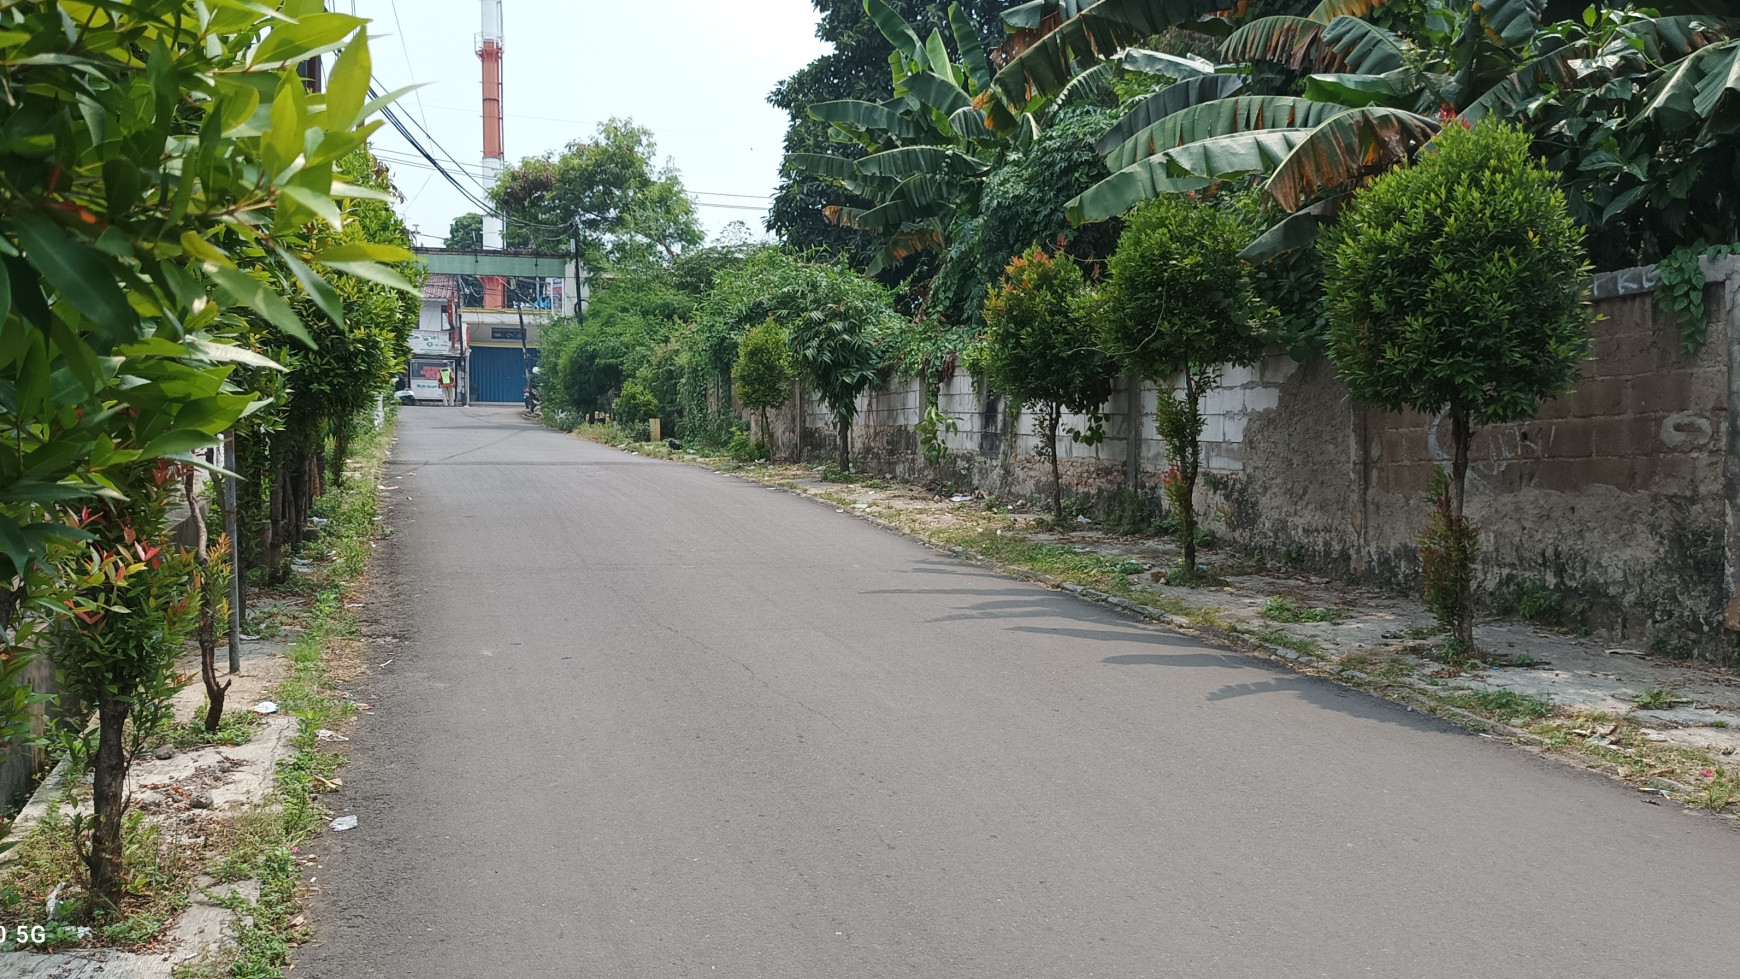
[1098,197,1264,577]
[490,118,704,263]
[447,212,483,248]
[1324,120,1589,653]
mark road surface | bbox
[295,406,1740,978]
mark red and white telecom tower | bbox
[479,0,507,308]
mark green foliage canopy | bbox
[1323,120,1591,429]
[491,118,705,263]
[1098,197,1265,384]
[982,247,1112,421]
[735,319,797,415]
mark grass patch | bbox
[1253,629,1322,658]
[157,710,265,751]
[1438,687,1553,721]
[1259,596,1345,624]
[1633,686,1676,710]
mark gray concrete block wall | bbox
[758,258,1740,652]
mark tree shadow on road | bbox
[1102,650,1453,731]
[882,561,1448,731]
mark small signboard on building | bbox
[491,327,525,341]
[409,332,452,355]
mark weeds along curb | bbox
[187,414,397,977]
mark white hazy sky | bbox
[347,0,830,247]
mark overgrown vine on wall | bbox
[1657,243,1740,353]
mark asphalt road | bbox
[295,406,1740,979]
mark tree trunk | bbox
[265,469,284,578]
[87,698,130,911]
[1180,375,1201,577]
[760,407,772,459]
[1047,405,1064,524]
[794,377,804,463]
[332,430,350,489]
[186,471,231,732]
[1449,408,1475,651]
[836,417,851,472]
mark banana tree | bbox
[1064,0,1731,258]
[787,0,1017,273]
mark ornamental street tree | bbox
[1324,119,1590,654]
[982,247,1113,523]
[779,263,898,472]
[734,319,797,458]
[1098,197,1264,577]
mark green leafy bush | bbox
[982,246,1114,522]
[614,380,662,425]
[733,318,795,459]
[1487,577,1563,623]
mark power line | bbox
[385,0,429,129]
[375,153,770,206]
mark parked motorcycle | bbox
[523,367,541,417]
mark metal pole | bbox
[516,299,530,390]
[223,431,243,674]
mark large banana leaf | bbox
[1095,73,1246,156]
[949,3,994,94]
[1069,128,1316,223]
[1305,0,1395,22]
[1001,0,1090,30]
[1457,47,1576,123]
[902,70,976,116]
[990,0,1231,105]
[1066,169,1215,224]
[856,145,991,178]
[1105,95,1351,169]
[1048,62,1123,114]
[924,28,953,78]
[1638,38,1740,133]
[1303,68,1424,107]
[787,152,901,197]
[810,99,920,138]
[854,175,962,228]
[1163,127,1319,178]
[866,0,922,61]
[1221,14,1404,72]
[1220,16,1331,67]
[788,152,859,183]
[1632,15,1724,60]
[1239,194,1349,260]
[1121,48,1218,77]
[949,103,994,136]
[1476,0,1550,48]
[1320,16,1407,74]
[1264,105,1439,210]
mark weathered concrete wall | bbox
[758,258,1740,653]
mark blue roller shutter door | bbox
[470,346,539,403]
